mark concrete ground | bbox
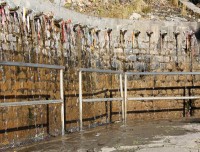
[12,119,200,152]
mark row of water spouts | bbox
[0,0,198,143]
[0,0,61,143]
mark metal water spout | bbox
[25,8,32,16]
[0,1,6,6]
[133,30,140,50]
[105,28,112,69]
[134,30,141,37]
[120,28,127,42]
[79,24,87,36]
[146,30,153,54]
[73,22,80,32]
[5,0,18,11]
[173,31,180,66]
[44,12,54,19]
[95,28,101,68]
[173,31,180,37]
[53,16,63,26]
[106,28,112,46]
[160,30,167,52]
[88,26,94,32]
[160,30,167,39]
[186,30,195,73]
[146,30,153,37]
[95,29,101,35]
[8,6,19,12]
[79,23,87,30]
[120,28,127,35]
[107,28,112,34]
[34,11,43,19]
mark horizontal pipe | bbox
[0,100,63,107]
[83,98,123,102]
[125,72,200,75]
[0,123,48,134]
[0,61,65,70]
[127,96,200,101]
[79,68,123,74]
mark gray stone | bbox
[129,13,141,20]
[127,55,136,61]
[0,33,6,41]
[111,60,120,69]
[135,62,148,72]
[8,25,13,33]
[7,34,14,42]
[164,56,170,62]
[156,56,164,62]
[46,40,51,47]
[2,43,8,50]
[132,49,139,54]
[46,31,51,39]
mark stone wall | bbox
[0,0,200,149]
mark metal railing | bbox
[79,68,124,131]
[0,61,65,135]
[124,71,200,123]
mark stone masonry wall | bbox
[0,0,200,148]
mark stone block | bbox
[157,56,164,62]
[8,25,12,33]
[2,43,9,50]
[163,56,170,62]
[0,33,6,41]
[132,49,139,54]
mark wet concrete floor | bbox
[12,119,200,152]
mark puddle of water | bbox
[9,119,200,152]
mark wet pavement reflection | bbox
[13,119,200,152]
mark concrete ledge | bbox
[180,0,200,15]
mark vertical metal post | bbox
[120,74,124,122]
[79,70,83,131]
[60,69,65,135]
[124,73,127,123]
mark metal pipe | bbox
[79,68,123,74]
[120,74,124,122]
[125,72,200,75]
[0,100,63,107]
[127,96,200,101]
[60,69,65,135]
[82,98,123,102]
[0,61,65,69]
[79,71,83,131]
[124,74,127,123]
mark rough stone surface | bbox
[0,0,200,149]
[129,13,142,20]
